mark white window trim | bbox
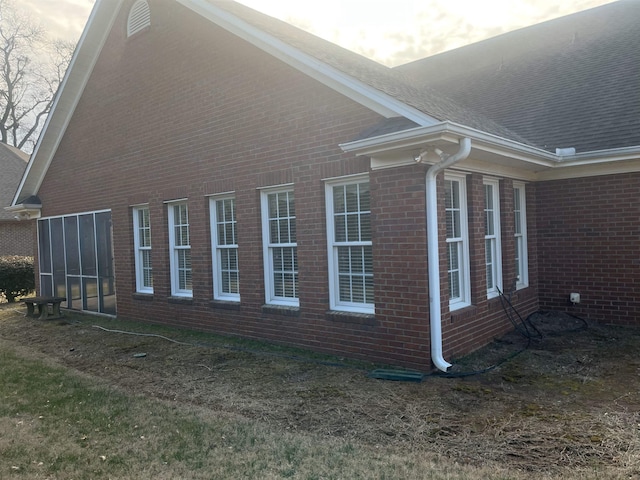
[210,195,240,302]
[513,182,529,290]
[133,205,153,294]
[484,178,502,299]
[260,187,299,307]
[324,174,374,315]
[167,201,192,297]
[445,173,471,310]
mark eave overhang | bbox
[341,121,640,181]
[4,203,42,220]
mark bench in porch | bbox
[20,296,67,320]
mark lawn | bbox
[0,303,639,479]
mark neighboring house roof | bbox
[395,0,640,153]
[0,143,28,221]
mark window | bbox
[127,0,151,37]
[261,188,298,306]
[484,179,502,298]
[445,174,470,309]
[513,183,529,289]
[325,177,373,314]
[133,206,153,293]
[168,202,192,297]
[210,196,239,301]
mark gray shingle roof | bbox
[395,0,640,153]
[208,0,532,144]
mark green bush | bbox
[0,256,35,302]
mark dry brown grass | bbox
[1,304,639,479]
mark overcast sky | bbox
[23,0,615,66]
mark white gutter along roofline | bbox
[341,121,558,167]
[177,0,438,126]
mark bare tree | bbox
[0,0,74,152]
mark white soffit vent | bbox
[127,0,151,37]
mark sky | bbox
[23,0,615,67]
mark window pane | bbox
[64,216,80,276]
[360,212,371,241]
[178,250,192,290]
[78,216,95,272]
[38,220,52,274]
[486,239,494,289]
[346,214,359,242]
[333,186,345,213]
[334,215,346,242]
[271,246,298,298]
[142,250,153,287]
[448,241,461,300]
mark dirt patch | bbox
[1,304,639,475]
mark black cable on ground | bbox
[424,291,589,380]
[425,288,534,379]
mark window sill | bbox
[210,300,241,311]
[132,292,154,301]
[168,296,193,305]
[262,304,300,317]
[450,304,478,323]
[325,310,376,326]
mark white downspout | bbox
[422,137,471,372]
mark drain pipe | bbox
[421,137,471,372]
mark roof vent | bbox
[127,0,151,37]
[555,147,576,156]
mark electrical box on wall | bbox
[570,292,581,304]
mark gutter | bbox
[420,137,472,372]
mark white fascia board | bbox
[176,0,437,126]
[347,121,640,180]
[341,121,558,166]
[11,0,124,206]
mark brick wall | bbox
[438,173,539,361]
[0,220,35,256]
[33,0,542,370]
[536,173,640,325]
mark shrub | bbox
[0,256,35,302]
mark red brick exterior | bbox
[33,0,545,369]
[536,174,640,325]
[0,220,34,256]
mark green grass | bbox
[1,341,517,480]
[2,306,636,480]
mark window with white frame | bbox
[484,179,502,298]
[261,188,298,306]
[133,205,153,293]
[168,201,192,297]
[445,174,470,309]
[325,177,373,314]
[210,196,239,301]
[513,183,529,289]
